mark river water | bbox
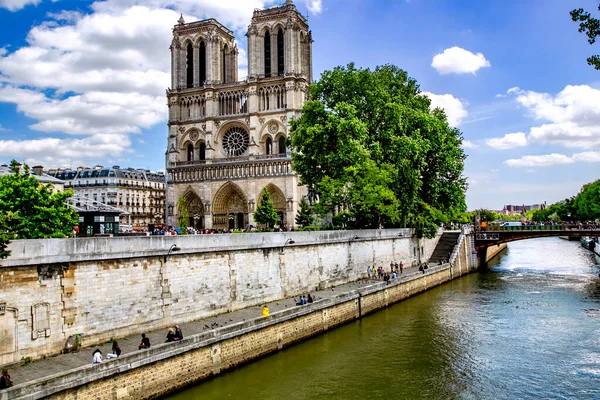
[165,237,600,400]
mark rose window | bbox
[222,126,249,157]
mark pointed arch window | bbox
[199,41,206,85]
[266,137,273,155]
[264,31,271,77]
[199,143,206,161]
[186,43,193,88]
[222,45,228,83]
[277,29,284,76]
[278,136,286,154]
[187,144,194,161]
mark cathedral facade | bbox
[166,0,312,230]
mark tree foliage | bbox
[0,160,78,258]
[571,4,600,70]
[254,188,278,228]
[295,198,314,228]
[289,63,467,236]
[177,196,189,232]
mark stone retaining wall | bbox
[0,229,441,366]
[1,237,476,400]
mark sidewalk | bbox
[6,264,427,387]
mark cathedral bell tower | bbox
[166,1,312,230]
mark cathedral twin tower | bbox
[166,0,312,230]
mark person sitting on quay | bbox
[138,333,151,350]
[92,349,103,364]
[174,325,183,341]
[0,369,14,389]
[391,271,397,280]
[106,340,121,359]
[295,296,305,306]
[307,293,314,303]
[165,328,176,342]
[262,305,270,316]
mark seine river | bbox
[165,237,600,400]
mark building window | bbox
[222,126,250,157]
[278,136,286,154]
[186,42,193,88]
[199,142,206,160]
[264,31,271,77]
[222,45,228,83]
[187,144,194,161]
[277,29,284,76]
[199,41,206,85]
[266,137,272,155]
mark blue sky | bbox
[0,0,599,210]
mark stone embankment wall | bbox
[484,243,508,262]
[0,229,440,366]
[1,232,475,400]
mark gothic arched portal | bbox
[181,190,205,230]
[262,183,287,228]
[212,182,248,229]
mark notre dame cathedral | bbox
[165,0,312,230]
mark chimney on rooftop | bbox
[32,165,44,176]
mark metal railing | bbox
[481,224,600,232]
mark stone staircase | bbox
[429,232,461,264]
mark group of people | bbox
[165,325,184,342]
[91,326,183,365]
[91,340,122,364]
[295,293,314,306]
[367,261,404,283]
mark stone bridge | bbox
[474,224,600,251]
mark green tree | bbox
[295,198,314,228]
[0,160,78,250]
[0,214,15,259]
[177,196,189,233]
[574,179,600,219]
[571,4,600,70]
[254,188,278,228]
[289,63,467,236]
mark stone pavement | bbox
[6,264,427,387]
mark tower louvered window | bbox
[277,29,284,76]
[264,31,271,77]
[186,43,193,88]
[199,41,206,85]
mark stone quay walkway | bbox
[6,264,431,388]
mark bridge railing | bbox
[481,224,600,232]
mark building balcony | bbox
[168,157,294,183]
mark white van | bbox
[500,221,522,227]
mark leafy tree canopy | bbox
[571,4,600,70]
[295,198,314,228]
[0,160,78,257]
[254,188,278,228]
[289,63,467,237]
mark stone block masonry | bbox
[0,229,441,366]
[1,238,476,400]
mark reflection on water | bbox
[165,237,600,400]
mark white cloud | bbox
[0,0,304,166]
[431,46,491,75]
[504,153,574,168]
[485,132,527,150]
[304,0,322,14]
[0,0,40,11]
[508,85,600,149]
[572,151,600,163]
[421,91,468,127]
[0,134,132,168]
[462,140,477,149]
[0,124,9,132]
